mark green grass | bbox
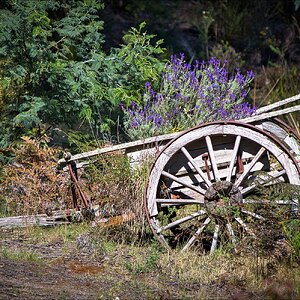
[23,222,91,245]
[1,224,299,299]
[0,247,41,262]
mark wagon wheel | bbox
[258,118,300,157]
[144,121,300,253]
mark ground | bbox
[0,225,298,300]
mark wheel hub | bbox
[204,181,243,218]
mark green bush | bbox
[0,1,165,146]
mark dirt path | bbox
[0,228,286,300]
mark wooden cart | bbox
[60,94,300,253]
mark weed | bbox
[23,223,91,246]
[282,219,300,260]
[83,151,153,243]
[0,247,40,262]
[124,242,161,274]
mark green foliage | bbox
[0,0,105,145]
[282,219,300,259]
[294,0,300,10]
[192,9,215,59]
[0,1,166,147]
[124,243,161,274]
[210,41,245,72]
[112,22,166,105]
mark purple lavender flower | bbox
[123,54,256,139]
[145,82,151,90]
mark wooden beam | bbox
[181,146,211,186]
[58,132,178,164]
[255,94,300,114]
[58,94,300,167]
[234,147,266,187]
[242,105,300,124]
[226,135,241,182]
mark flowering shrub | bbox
[123,54,256,140]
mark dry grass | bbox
[1,222,299,299]
[83,152,155,241]
[155,248,299,298]
[252,64,300,135]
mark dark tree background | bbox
[102,0,300,65]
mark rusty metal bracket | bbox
[65,153,90,210]
[202,152,212,181]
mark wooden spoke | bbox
[181,146,211,186]
[235,217,256,237]
[161,170,206,195]
[182,217,211,252]
[242,199,298,205]
[157,234,172,251]
[226,135,242,182]
[205,136,221,181]
[235,147,266,187]
[210,224,220,253]
[156,199,205,205]
[241,169,286,195]
[241,209,266,220]
[156,210,206,234]
[226,222,236,247]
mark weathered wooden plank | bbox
[0,214,70,229]
[241,209,266,220]
[164,141,269,182]
[242,199,298,205]
[147,153,170,217]
[242,105,300,124]
[205,135,221,181]
[161,187,205,202]
[156,198,205,205]
[210,224,220,253]
[58,94,300,170]
[58,132,178,164]
[261,121,289,140]
[161,170,206,195]
[255,93,300,114]
[181,146,211,186]
[0,205,104,229]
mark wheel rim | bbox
[145,122,300,253]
